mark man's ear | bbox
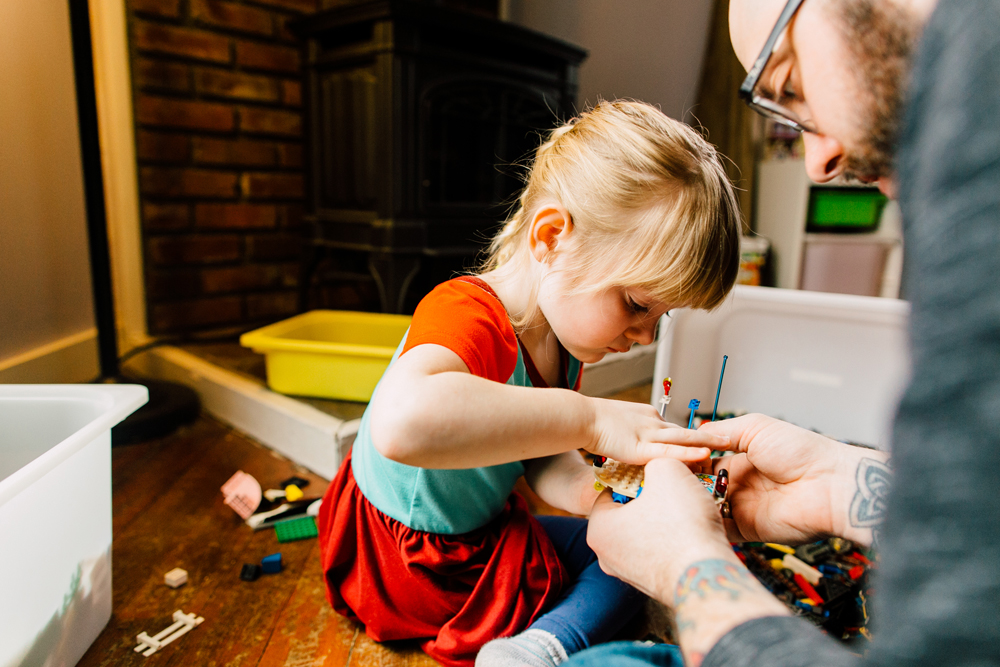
[529,205,573,263]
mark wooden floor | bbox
[78,383,665,667]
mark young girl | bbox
[317,100,741,667]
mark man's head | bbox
[730,0,934,196]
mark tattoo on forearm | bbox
[849,457,892,545]
[675,559,757,605]
[674,559,758,634]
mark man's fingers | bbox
[643,456,698,482]
[723,518,747,542]
[587,491,620,536]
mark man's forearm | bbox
[673,557,790,667]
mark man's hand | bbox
[700,414,890,547]
[587,457,734,600]
[587,457,788,665]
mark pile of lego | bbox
[220,470,322,543]
[734,539,873,642]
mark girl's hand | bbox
[524,451,601,517]
[587,397,728,465]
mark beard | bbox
[834,0,920,181]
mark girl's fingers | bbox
[657,426,729,448]
[656,444,712,462]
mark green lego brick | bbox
[274,516,318,543]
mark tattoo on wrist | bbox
[675,558,757,604]
[674,559,758,634]
[849,457,891,546]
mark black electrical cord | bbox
[68,0,200,445]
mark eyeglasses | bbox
[738,0,817,134]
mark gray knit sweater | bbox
[704,1,1000,665]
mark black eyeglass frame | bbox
[738,0,816,134]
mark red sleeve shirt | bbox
[401,277,519,384]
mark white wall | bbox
[506,0,715,121]
[0,0,99,382]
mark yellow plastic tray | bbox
[240,310,412,402]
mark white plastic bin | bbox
[0,384,148,667]
[653,286,909,449]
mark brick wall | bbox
[129,0,317,334]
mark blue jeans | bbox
[563,641,684,667]
[532,516,644,654]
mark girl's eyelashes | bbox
[625,294,649,315]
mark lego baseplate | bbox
[592,457,718,499]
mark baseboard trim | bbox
[124,346,352,479]
[0,329,100,384]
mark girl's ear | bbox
[528,205,573,263]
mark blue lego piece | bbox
[261,552,282,574]
[611,492,631,504]
[687,399,701,429]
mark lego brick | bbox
[240,563,262,581]
[164,567,188,588]
[261,552,282,574]
[280,476,309,489]
[221,470,262,519]
[274,516,317,543]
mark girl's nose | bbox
[627,320,656,346]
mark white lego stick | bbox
[658,378,672,420]
[134,610,204,657]
[782,554,822,585]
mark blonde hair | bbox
[481,100,741,330]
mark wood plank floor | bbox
[78,383,667,667]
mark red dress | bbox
[318,278,572,667]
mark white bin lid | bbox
[653,286,909,449]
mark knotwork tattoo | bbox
[849,457,892,545]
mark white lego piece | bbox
[658,395,671,420]
[782,554,822,585]
[593,459,645,498]
[264,488,287,501]
[246,502,297,530]
[164,568,188,588]
[134,609,204,657]
[307,498,322,517]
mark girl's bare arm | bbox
[368,344,726,469]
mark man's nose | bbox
[802,132,846,183]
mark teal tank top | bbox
[351,333,582,535]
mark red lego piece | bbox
[793,573,824,605]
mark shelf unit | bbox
[755,159,903,298]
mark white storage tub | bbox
[0,384,147,667]
[653,286,910,449]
